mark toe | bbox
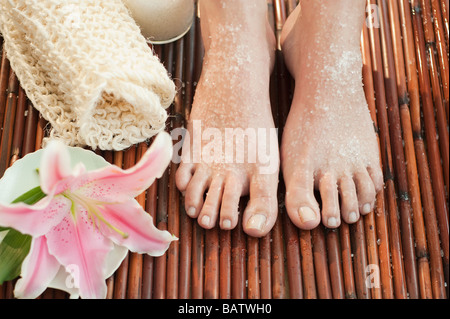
[198,175,225,229]
[354,168,377,215]
[176,162,195,192]
[220,174,243,230]
[243,174,278,237]
[285,168,321,230]
[184,168,210,218]
[319,173,340,228]
[338,175,359,224]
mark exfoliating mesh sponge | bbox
[0,0,176,150]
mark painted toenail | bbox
[247,214,266,231]
[348,212,358,223]
[328,217,338,227]
[222,219,232,229]
[187,207,196,217]
[201,215,211,227]
[362,203,372,214]
[299,207,316,223]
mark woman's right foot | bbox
[176,0,279,237]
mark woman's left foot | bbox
[280,1,384,229]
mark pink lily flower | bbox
[0,132,176,299]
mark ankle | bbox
[200,0,269,45]
[200,0,267,20]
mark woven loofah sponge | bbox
[0,0,176,150]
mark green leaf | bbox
[0,186,46,284]
[0,229,32,284]
[11,186,46,205]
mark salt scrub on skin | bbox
[123,0,195,44]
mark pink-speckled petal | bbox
[75,132,172,202]
[0,195,71,237]
[99,199,176,256]
[45,208,114,299]
[14,236,60,299]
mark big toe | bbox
[284,168,321,230]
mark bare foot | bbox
[280,1,383,229]
[176,0,279,237]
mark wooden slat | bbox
[0,0,448,300]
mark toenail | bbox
[222,219,232,229]
[348,212,358,223]
[187,207,196,217]
[246,214,266,232]
[201,215,211,227]
[299,207,316,223]
[362,203,372,214]
[328,217,338,227]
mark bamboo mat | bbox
[0,0,448,299]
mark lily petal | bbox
[45,210,114,299]
[47,244,128,299]
[39,140,72,195]
[14,236,60,299]
[99,199,176,256]
[0,143,109,206]
[75,132,173,202]
[0,196,72,237]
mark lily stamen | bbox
[63,191,129,239]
